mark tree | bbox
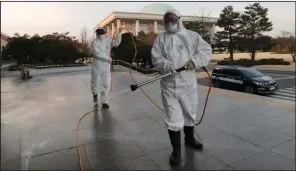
[183,21,211,43]
[112,33,153,68]
[5,32,85,65]
[198,8,213,43]
[183,8,212,43]
[215,5,241,60]
[280,31,296,62]
[254,35,273,51]
[80,27,90,56]
[238,3,273,60]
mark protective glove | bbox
[167,64,175,74]
[184,60,195,70]
[108,58,112,64]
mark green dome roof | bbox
[140,3,175,14]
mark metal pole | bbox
[137,72,173,87]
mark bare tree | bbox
[194,8,212,42]
[80,27,91,62]
[281,31,296,62]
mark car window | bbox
[239,68,264,78]
[223,69,241,78]
[212,68,223,74]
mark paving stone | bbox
[202,132,265,165]
[1,159,21,170]
[147,147,228,170]
[84,140,145,169]
[226,124,294,149]
[21,147,91,170]
[119,117,164,136]
[1,71,294,170]
[230,150,295,170]
[271,139,295,161]
[1,141,21,162]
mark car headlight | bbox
[253,81,265,86]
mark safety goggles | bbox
[164,13,180,24]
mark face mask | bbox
[165,22,178,33]
[98,35,105,39]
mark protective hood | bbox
[163,9,186,33]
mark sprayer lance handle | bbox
[130,66,187,92]
[175,66,187,73]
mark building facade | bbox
[94,3,218,39]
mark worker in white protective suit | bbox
[91,27,122,109]
[151,9,212,166]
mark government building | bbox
[93,3,218,40]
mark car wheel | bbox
[245,86,255,94]
[213,81,220,88]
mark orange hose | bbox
[195,70,212,125]
[76,27,212,171]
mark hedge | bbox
[217,58,290,67]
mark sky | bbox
[1,1,295,40]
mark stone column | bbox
[211,23,216,35]
[210,23,216,42]
[154,21,158,33]
[135,20,139,36]
[107,25,110,38]
[111,23,115,37]
[117,19,121,29]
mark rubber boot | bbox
[102,103,110,110]
[168,130,181,166]
[184,126,203,150]
[93,94,98,103]
[93,94,99,108]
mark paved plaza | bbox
[1,68,295,170]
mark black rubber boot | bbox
[102,103,110,110]
[184,126,203,150]
[93,94,98,103]
[168,130,181,166]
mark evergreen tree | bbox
[215,5,241,60]
[183,20,211,43]
[238,3,273,60]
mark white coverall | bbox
[91,34,122,104]
[151,9,212,131]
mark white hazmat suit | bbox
[91,33,122,105]
[151,9,212,165]
[151,9,212,131]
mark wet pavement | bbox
[1,68,295,170]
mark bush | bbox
[217,58,290,67]
[270,51,290,54]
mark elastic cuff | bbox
[166,124,183,131]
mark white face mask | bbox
[165,22,178,33]
[98,35,105,39]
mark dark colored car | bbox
[211,65,278,94]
